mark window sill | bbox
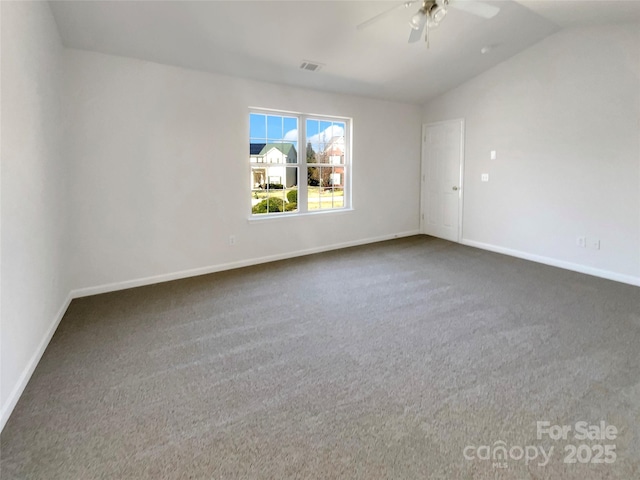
[247,208,354,223]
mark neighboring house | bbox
[322,136,345,187]
[323,135,345,165]
[250,143,297,188]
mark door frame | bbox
[420,118,465,242]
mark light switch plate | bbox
[490,150,497,160]
[481,173,489,182]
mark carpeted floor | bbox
[1,235,639,479]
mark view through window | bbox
[250,111,349,216]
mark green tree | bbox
[306,142,316,162]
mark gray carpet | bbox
[2,235,639,479]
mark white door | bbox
[421,120,464,242]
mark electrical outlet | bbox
[576,236,586,248]
[588,238,600,250]
[481,173,489,182]
[229,235,236,246]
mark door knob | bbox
[452,186,459,191]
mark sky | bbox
[250,113,344,151]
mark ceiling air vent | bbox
[299,61,323,72]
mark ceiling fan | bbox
[357,0,500,45]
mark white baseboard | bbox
[461,238,640,287]
[1,231,635,433]
[0,231,419,433]
[0,292,73,432]
[72,230,421,298]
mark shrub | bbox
[286,189,298,203]
[285,202,297,212]
[252,197,285,214]
[263,183,284,190]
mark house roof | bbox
[250,143,297,157]
[250,143,266,155]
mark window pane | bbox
[250,113,267,140]
[286,141,298,163]
[251,167,266,189]
[266,115,283,141]
[283,117,297,141]
[250,142,266,162]
[306,166,345,211]
[267,187,286,214]
[333,188,344,208]
[319,120,332,132]
[252,172,286,215]
[318,120,332,153]
[285,169,298,212]
[305,119,321,157]
[307,167,320,211]
[285,166,298,189]
[306,142,318,163]
[321,166,330,188]
[306,119,320,139]
[306,119,345,164]
[325,123,345,164]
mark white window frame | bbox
[249,108,352,218]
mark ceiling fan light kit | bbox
[409,11,427,30]
[358,0,500,47]
[430,4,448,24]
[409,1,447,30]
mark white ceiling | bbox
[49,0,640,104]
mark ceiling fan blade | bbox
[357,1,417,30]
[449,0,500,19]
[408,24,425,43]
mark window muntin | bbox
[249,111,349,216]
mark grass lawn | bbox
[252,187,344,210]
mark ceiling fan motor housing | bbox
[411,0,449,30]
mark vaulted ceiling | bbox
[49,1,640,104]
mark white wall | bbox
[63,49,423,293]
[10,6,636,436]
[0,11,420,431]
[423,22,640,284]
[1,1,70,429]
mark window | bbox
[250,110,350,216]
